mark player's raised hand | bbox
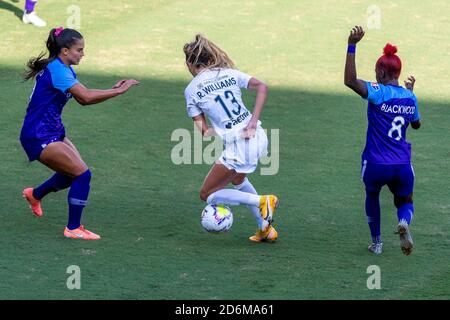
[348,26,365,44]
[404,75,416,91]
[115,79,140,94]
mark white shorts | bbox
[218,126,268,174]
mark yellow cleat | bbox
[259,195,279,224]
[249,225,278,242]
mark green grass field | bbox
[1,0,449,299]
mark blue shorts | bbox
[20,134,65,162]
[361,160,415,196]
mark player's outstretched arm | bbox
[344,26,368,98]
[69,79,139,106]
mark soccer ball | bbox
[201,204,233,233]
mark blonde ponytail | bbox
[183,34,235,69]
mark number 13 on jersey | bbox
[215,90,242,119]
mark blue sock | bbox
[33,173,73,200]
[25,0,38,14]
[67,170,91,230]
[365,190,382,243]
[397,203,414,225]
[371,235,382,244]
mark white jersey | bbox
[184,68,255,140]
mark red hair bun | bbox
[383,43,398,56]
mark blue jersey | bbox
[20,58,79,141]
[362,82,420,164]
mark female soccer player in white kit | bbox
[183,34,279,242]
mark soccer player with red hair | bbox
[344,26,421,255]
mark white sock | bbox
[234,178,266,229]
[207,188,260,207]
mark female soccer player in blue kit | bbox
[183,35,279,242]
[21,27,139,240]
[344,26,421,255]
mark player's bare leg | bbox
[63,137,82,159]
[37,142,100,240]
[231,173,247,186]
[200,163,238,201]
[22,141,84,217]
[39,141,87,177]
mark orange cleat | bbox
[64,225,101,240]
[249,225,278,242]
[22,188,43,217]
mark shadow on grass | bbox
[0,0,23,20]
[1,65,449,299]
[1,64,448,196]
[2,64,449,239]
